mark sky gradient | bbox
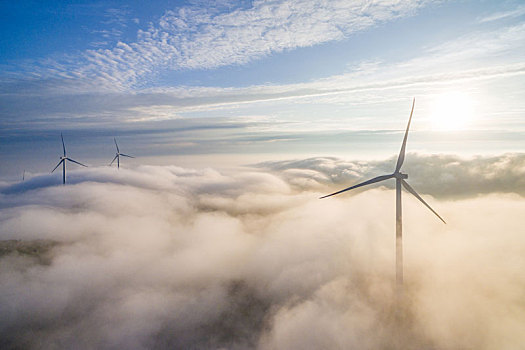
[2,2,525,348]
[1,0,525,178]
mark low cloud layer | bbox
[1,157,525,349]
[257,152,525,199]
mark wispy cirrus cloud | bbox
[2,1,525,138]
[4,0,432,90]
[3,48,525,131]
[479,4,525,23]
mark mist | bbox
[256,152,525,199]
[1,156,524,349]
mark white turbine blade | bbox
[51,160,63,173]
[395,98,415,173]
[114,138,119,153]
[66,158,88,167]
[109,154,118,166]
[401,179,446,224]
[120,153,134,158]
[320,174,394,199]
[61,133,66,157]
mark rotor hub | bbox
[394,172,408,179]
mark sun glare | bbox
[430,92,475,131]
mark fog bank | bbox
[1,159,524,349]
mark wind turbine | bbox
[109,138,134,169]
[51,133,87,184]
[320,99,445,291]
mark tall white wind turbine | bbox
[320,99,445,291]
[51,133,87,184]
[109,138,134,169]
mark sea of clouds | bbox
[1,153,524,349]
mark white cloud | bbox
[3,15,525,132]
[479,4,525,23]
[2,1,525,140]
[3,0,432,91]
[89,8,132,48]
[66,1,524,92]
[256,153,525,198]
[1,160,525,349]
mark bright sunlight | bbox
[430,91,475,131]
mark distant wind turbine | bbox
[51,133,87,184]
[109,138,134,169]
[320,99,445,292]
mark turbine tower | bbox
[109,138,134,169]
[320,99,445,292]
[51,133,87,184]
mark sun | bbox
[430,91,475,131]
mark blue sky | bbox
[1,0,525,178]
